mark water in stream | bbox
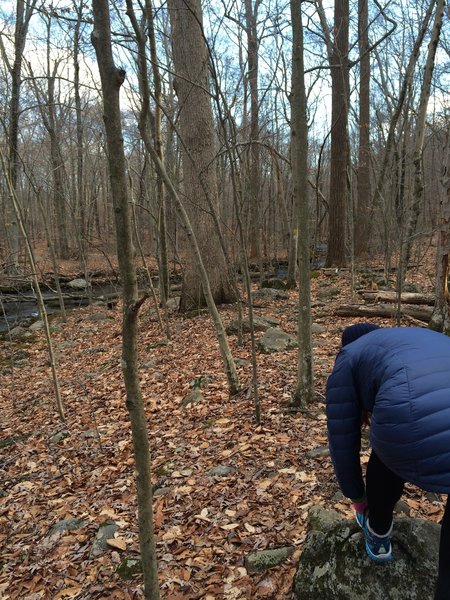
[0,284,119,334]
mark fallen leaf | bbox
[106,537,127,550]
[54,586,83,599]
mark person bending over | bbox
[326,324,450,600]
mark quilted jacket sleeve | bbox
[326,350,365,500]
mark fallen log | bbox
[335,303,432,323]
[360,290,434,305]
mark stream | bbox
[0,283,120,334]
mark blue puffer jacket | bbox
[326,327,450,500]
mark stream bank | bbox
[0,280,121,335]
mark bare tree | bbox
[91,1,160,597]
[354,0,370,259]
[430,126,450,333]
[368,0,436,250]
[1,0,38,272]
[400,0,446,276]
[167,0,236,312]
[27,13,70,259]
[244,0,262,260]
[325,0,349,267]
[290,0,313,408]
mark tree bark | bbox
[400,0,445,277]
[27,17,70,259]
[361,291,434,305]
[354,0,371,259]
[126,0,240,395]
[369,0,436,246]
[290,0,313,407]
[335,303,432,322]
[430,128,450,333]
[91,2,160,598]
[167,0,236,312]
[72,0,88,273]
[244,0,261,261]
[4,0,38,272]
[325,0,349,267]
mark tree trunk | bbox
[91,2,160,598]
[369,0,436,246]
[167,0,236,312]
[4,0,37,272]
[72,0,88,273]
[354,0,371,259]
[144,0,169,308]
[27,17,70,259]
[244,0,261,261]
[400,0,445,277]
[430,128,450,334]
[290,0,313,407]
[126,0,240,396]
[325,0,349,267]
[335,303,432,322]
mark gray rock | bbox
[80,429,99,439]
[207,465,236,477]
[245,546,295,573]
[226,315,280,335]
[49,430,70,443]
[29,320,45,331]
[9,326,28,338]
[67,278,88,289]
[259,327,298,354]
[49,518,88,536]
[87,312,114,322]
[166,297,180,310]
[236,358,251,368]
[0,434,32,448]
[117,557,143,580]
[56,341,75,349]
[311,323,326,334]
[252,288,289,302]
[306,446,330,459]
[90,520,119,557]
[403,283,422,293]
[261,278,286,290]
[316,286,340,300]
[153,486,172,497]
[139,360,158,369]
[180,388,203,408]
[293,506,440,600]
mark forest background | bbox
[1,0,450,598]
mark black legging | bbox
[366,451,450,600]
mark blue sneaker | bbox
[356,511,393,562]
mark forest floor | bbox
[0,249,447,600]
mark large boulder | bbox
[294,505,440,600]
[261,278,286,290]
[226,315,280,335]
[259,327,298,353]
[67,278,88,289]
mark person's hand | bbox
[352,497,368,515]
